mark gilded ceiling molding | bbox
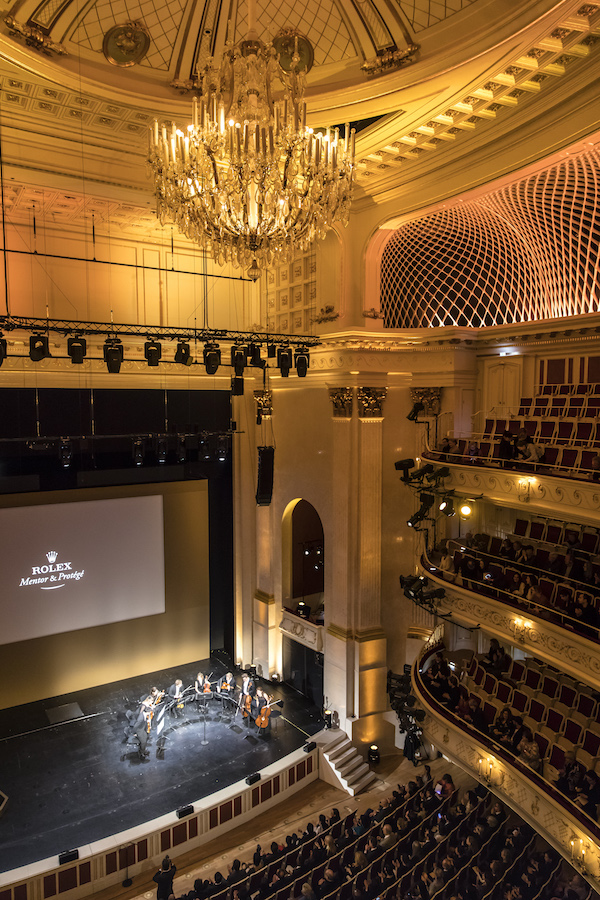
[4,15,66,55]
[329,387,353,418]
[410,387,441,415]
[357,387,387,417]
[361,42,419,77]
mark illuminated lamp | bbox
[439,498,455,517]
[324,710,333,729]
[104,339,123,373]
[29,334,51,361]
[277,347,293,377]
[368,744,380,765]
[407,401,424,422]
[174,341,192,365]
[295,347,309,377]
[459,502,473,518]
[144,340,162,367]
[203,343,221,374]
[67,336,86,364]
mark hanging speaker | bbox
[256,446,274,506]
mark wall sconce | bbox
[517,477,536,503]
[512,618,533,643]
[478,756,504,787]
[570,838,590,874]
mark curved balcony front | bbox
[416,557,600,691]
[412,628,600,892]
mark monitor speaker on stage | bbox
[245,772,261,785]
[256,446,274,506]
[303,741,317,753]
[59,849,79,865]
[176,804,194,818]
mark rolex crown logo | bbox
[46,551,58,564]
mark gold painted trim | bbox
[254,589,275,605]
[326,624,386,642]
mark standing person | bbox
[153,856,176,900]
[168,678,186,718]
[498,430,515,468]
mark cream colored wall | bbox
[0,481,210,708]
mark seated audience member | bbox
[439,547,456,582]
[499,537,516,559]
[465,441,480,464]
[490,707,515,742]
[464,697,488,733]
[461,555,484,587]
[508,571,524,596]
[573,591,600,638]
[517,729,542,772]
[498,431,515,468]
[587,454,600,482]
[546,551,566,576]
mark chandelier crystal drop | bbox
[147,8,355,280]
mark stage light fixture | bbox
[59,440,72,468]
[410,463,434,482]
[0,335,6,367]
[203,343,221,374]
[249,343,264,368]
[418,492,435,511]
[157,437,168,464]
[460,502,473,518]
[295,347,309,377]
[132,437,144,466]
[395,458,415,482]
[277,347,293,377]
[231,375,244,396]
[368,744,380,764]
[407,401,425,422]
[144,340,162,367]
[216,435,228,461]
[29,334,50,362]
[231,345,247,376]
[104,339,123,373]
[267,343,277,358]
[439,497,455,517]
[67,336,86,364]
[174,341,192,365]
[177,436,187,464]
[422,588,446,602]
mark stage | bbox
[0,657,324,872]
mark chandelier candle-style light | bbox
[147,1,355,280]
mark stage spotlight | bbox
[157,437,168,464]
[435,466,451,479]
[174,341,192,365]
[439,497,455,517]
[203,343,221,374]
[368,744,380,765]
[29,334,50,362]
[67,336,86,364]
[231,375,244,396]
[199,436,211,460]
[407,511,425,528]
[399,574,420,591]
[267,343,277,358]
[0,336,6,367]
[216,435,228,461]
[422,588,446,602]
[418,492,435,511]
[132,437,144,466]
[277,347,293,377]
[460,502,473,518]
[249,343,264,368]
[410,463,434,482]
[407,401,424,422]
[104,339,123,373]
[231,345,247,376]
[144,340,161,367]
[295,347,309,377]
[395,458,415,482]
[59,440,72,468]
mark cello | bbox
[255,694,278,729]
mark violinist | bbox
[140,687,164,732]
[218,672,237,694]
[168,678,186,718]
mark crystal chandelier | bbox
[147,6,355,281]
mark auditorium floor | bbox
[0,658,324,872]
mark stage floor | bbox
[0,658,324,872]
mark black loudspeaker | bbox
[59,850,79,865]
[246,772,261,785]
[176,804,194,818]
[303,741,317,753]
[256,446,274,506]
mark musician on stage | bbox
[139,686,164,731]
[240,672,255,725]
[254,687,272,733]
[168,678,186,718]
[217,672,237,694]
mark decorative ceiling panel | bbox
[380,145,600,327]
[401,0,479,33]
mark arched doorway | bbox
[281,499,324,706]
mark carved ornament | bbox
[329,388,353,418]
[410,387,441,416]
[357,387,387,418]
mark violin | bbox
[203,671,214,693]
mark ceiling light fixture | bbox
[147,4,355,281]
